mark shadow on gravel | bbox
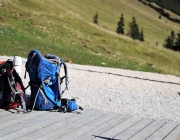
[70,68,180,86]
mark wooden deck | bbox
[0,108,180,140]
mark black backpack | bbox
[0,59,26,113]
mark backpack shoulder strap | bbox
[24,52,37,79]
[57,61,69,97]
[62,61,68,90]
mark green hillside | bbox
[0,0,180,76]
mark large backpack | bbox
[0,59,26,113]
[25,50,68,110]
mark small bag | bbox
[66,99,77,111]
[61,98,83,113]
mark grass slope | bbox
[0,0,180,76]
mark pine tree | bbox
[174,31,180,51]
[116,13,124,35]
[164,30,175,50]
[139,28,144,42]
[93,12,98,24]
[128,17,140,40]
[158,15,161,19]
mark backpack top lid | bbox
[44,54,61,63]
[4,60,13,76]
[5,59,13,70]
[0,59,13,76]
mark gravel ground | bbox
[63,64,180,123]
[1,56,180,123]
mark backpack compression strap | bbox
[7,73,27,113]
[76,105,84,114]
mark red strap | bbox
[3,102,19,109]
[7,69,13,76]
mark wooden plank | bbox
[93,115,142,140]
[24,111,62,125]
[0,109,8,112]
[18,110,97,140]
[0,111,48,130]
[0,111,74,140]
[164,125,180,140]
[0,122,30,138]
[114,118,154,140]
[146,121,179,140]
[0,111,24,123]
[0,109,48,123]
[35,110,106,140]
[0,108,21,114]
[129,120,166,140]
[75,114,131,140]
[0,110,12,118]
[59,113,119,140]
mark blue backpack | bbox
[25,50,68,110]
